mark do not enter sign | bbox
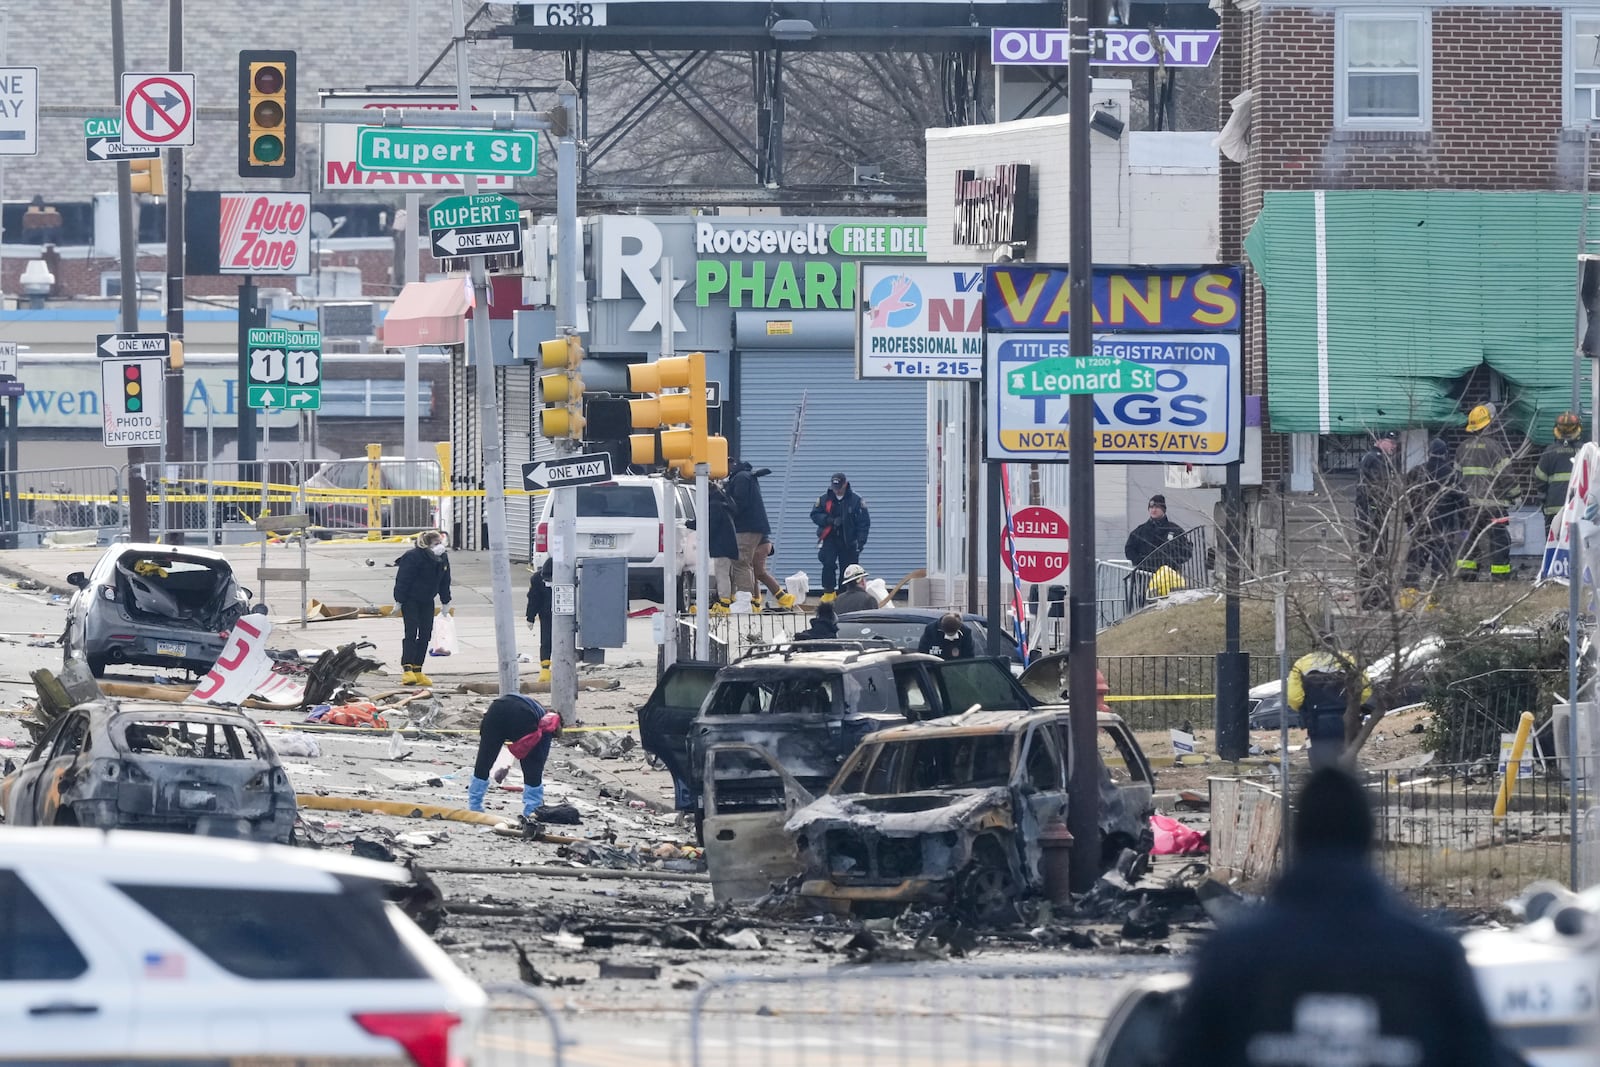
[1002,505,1070,584]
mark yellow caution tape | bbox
[1105,693,1217,703]
[261,721,635,736]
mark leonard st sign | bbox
[983,264,1244,465]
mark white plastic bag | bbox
[785,571,810,602]
[864,578,891,606]
[429,611,456,656]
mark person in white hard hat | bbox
[832,563,876,614]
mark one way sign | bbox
[97,331,170,358]
[522,452,614,491]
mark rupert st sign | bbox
[218,192,310,275]
[983,264,1244,465]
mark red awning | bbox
[379,277,473,348]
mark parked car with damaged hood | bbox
[637,640,1038,831]
[783,707,1155,921]
[0,701,297,844]
[61,543,259,678]
[0,828,485,1062]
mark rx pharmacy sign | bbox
[983,264,1244,465]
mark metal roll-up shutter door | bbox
[501,364,534,561]
[735,336,927,592]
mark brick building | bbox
[1217,0,1591,499]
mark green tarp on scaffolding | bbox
[1244,190,1586,443]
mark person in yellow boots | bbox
[1455,403,1519,582]
[393,529,451,685]
[1535,412,1583,537]
[527,558,553,684]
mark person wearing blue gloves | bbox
[466,692,561,819]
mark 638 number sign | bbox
[532,2,604,25]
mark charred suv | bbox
[0,701,297,843]
[61,544,257,677]
[787,708,1155,921]
[638,641,1038,825]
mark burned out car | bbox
[62,543,258,677]
[0,701,298,843]
[638,641,1038,830]
[786,708,1155,920]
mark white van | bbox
[532,475,698,602]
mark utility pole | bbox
[658,258,678,673]
[451,0,520,699]
[112,0,152,542]
[549,81,581,717]
[402,0,421,462]
[163,0,185,537]
[1064,0,1102,892]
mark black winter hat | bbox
[1148,495,1167,509]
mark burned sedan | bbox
[0,701,298,843]
[62,543,257,677]
[787,708,1154,921]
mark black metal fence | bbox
[1098,653,1278,731]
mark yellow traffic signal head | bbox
[541,407,585,438]
[130,158,165,196]
[629,433,657,465]
[707,435,730,479]
[540,371,582,404]
[660,428,694,463]
[628,396,660,429]
[540,335,583,371]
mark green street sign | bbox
[1005,355,1155,396]
[428,193,520,230]
[356,128,538,176]
[246,327,323,411]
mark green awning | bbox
[1245,190,1586,443]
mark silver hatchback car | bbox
[62,543,258,677]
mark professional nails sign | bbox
[983,264,1244,465]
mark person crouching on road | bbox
[393,529,451,686]
[467,693,561,819]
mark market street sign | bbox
[84,116,159,162]
[522,452,613,491]
[356,128,538,177]
[245,327,323,410]
[97,332,170,358]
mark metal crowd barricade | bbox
[141,460,302,546]
[0,465,125,547]
[676,609,809,665]
[473,982,572,1067]
[688,960,1177,1067]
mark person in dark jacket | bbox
[1166,767,1501,1067]
[1457,403,1518,581]
[918,612,974,660]
[1536,411,1583,535]
[810,472,870,597]
[526,558,553,684]
[393,529,452,686]
[1355,431,1401,609]
[1405,437,1465,584]
[698,482,740,611]
[792,600,838,641]
[1123,495,1189,609]
[466,692,561,820]
[832,563,878,614]
[726,461,778,600]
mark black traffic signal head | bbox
[238,50,297,178]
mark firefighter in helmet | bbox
[1535,412,1583,536]
[1455,403,1518,581]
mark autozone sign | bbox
[219,192,310,276]
[320,92,518,190]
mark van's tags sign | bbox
[984,265,1244,465]
[218,192,310,276]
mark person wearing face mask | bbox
[393,529,452,686]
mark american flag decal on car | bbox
[142,951,185,978]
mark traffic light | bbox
[238,49,297,178]
[122,363,144,414]
[129,158,165,196]
[538,333,585,439]
[626,352,729,478]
